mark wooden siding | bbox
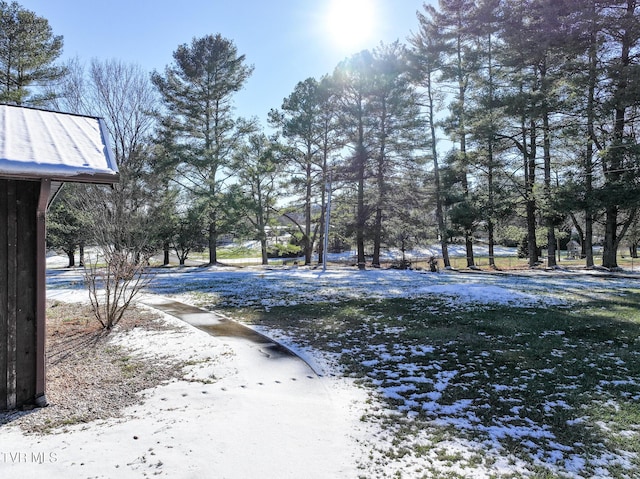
[0,179,38,409]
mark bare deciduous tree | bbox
[50,59,159,328]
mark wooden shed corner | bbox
[0,104,118,410]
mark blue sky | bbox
[18,0,431,125]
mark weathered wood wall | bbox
[0,179,38,410]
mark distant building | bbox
[566,240,581,260]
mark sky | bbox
[18,0,433,126]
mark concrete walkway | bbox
[140,295,320,376]
[1,294,368,479]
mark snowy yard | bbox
[39,262,640,477]
[135,265,640,478]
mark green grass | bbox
[176,244,640,272]
[216,245,261,260]
[221,290,640,477]
[443,254,640,271]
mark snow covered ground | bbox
[142,263,636,310]
[3,259,374,479]
[5,256,640,478]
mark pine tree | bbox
[0,1,65,105]
[409,10,452,268]
[428,0,480,268]
[466,0,506,268]
[233,133,281,265]
[152,34,254,265]
[498,0,544,267]
[47,184,89,268]
[368,41,425,267]
[333,51,377,269]
[269,77,328,265]
[598,0,640,269]
[315,76,341,266]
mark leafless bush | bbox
[83,248,152,330]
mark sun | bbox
[324,0,378,54]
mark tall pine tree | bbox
[152,34,254,265]
[0,1,65,105]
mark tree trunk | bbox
[318,169,327,266]
[584,200,594,267]
[427,74,449,268]
[542,63,556,268]
[163,242,170,266]
[525,119,538,267]
[318,199,326,266]
[372,97,388,269]
[545,209,556,267]
[465,234,475,268]
[486,131,496,269]
[260,238,268,265]
[208,217,217,265]
[603,204,618,268]
[569,213,586,259]
[526,199,537,266]
[79,243,85,267]
[372,207,382,268]
[304,157,313,265]
[487,219,496,269]
[356,102,367,270]
[356,166,366,270]
[372,157,385,269]
[66,250,75,268]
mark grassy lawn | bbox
[220,289,640,478]
[172,244,640,272]
[215,245,260,260]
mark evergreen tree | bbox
[333,50,377,269]
[409,10,451,268]
[233,133,282,265]
[465,0,508,268]
[47,184,89,268]
[498,0,544,267]
[428,0,480,268]
[315,76,342,266]
[0,1,65,105]
[368,41,425,267]
[598,0,640,269]
[152,34,255,265]
[269,77,328,265]
[561,0,604,268]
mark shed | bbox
[566,240,581,260]
[0,104,118,410]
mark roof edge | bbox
[0,104,120,185]
[0,102,104,121]
[0,171,120,184]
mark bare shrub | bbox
[83,248,152,330]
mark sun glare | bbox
[324,0,378,54]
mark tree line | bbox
[3,0,640,270]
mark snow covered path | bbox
[0,294,370,479]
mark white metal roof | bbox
[0,104,119,183]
